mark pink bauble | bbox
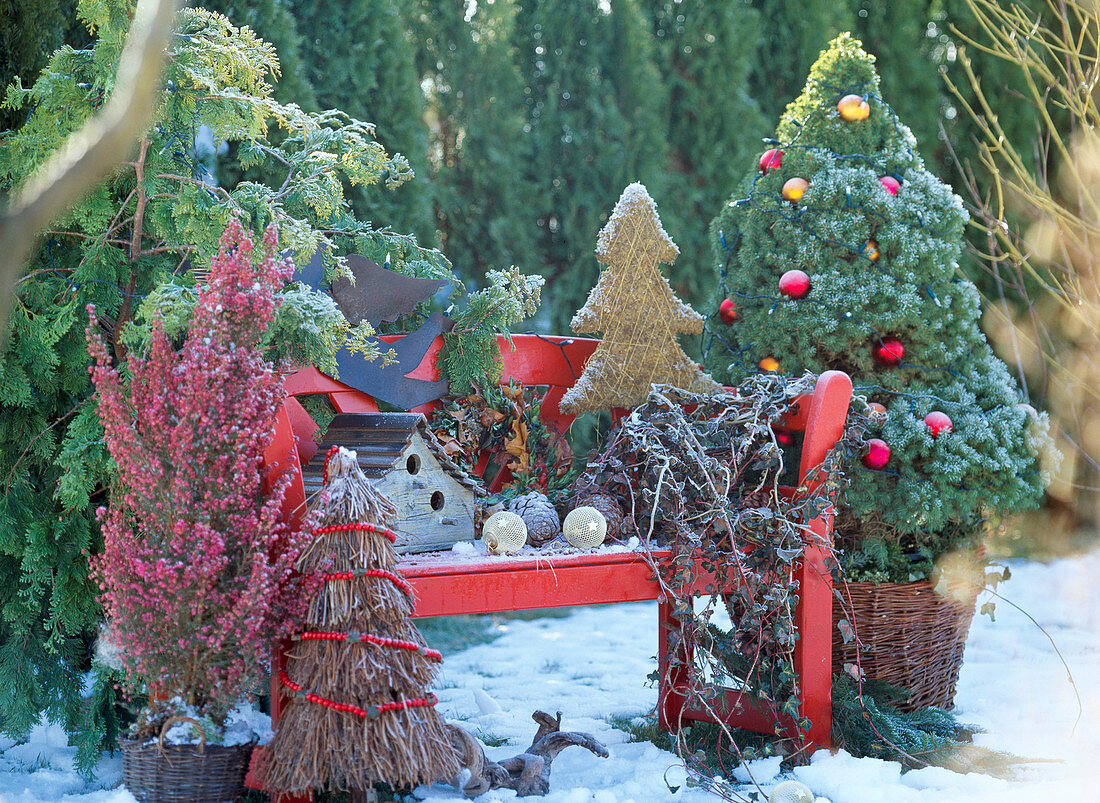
[719,297,738,324]
[862,438,891,469]
[924,411,953,437]
[778,269,811,299]
[759,148,783,173]
[879,176,901,195]
[873,336,905,367]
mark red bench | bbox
[257,334,851,795]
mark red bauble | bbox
[862,438,891,469]
[873,336,905,366]
[719,297,738,324]
[879,176,901,195]
[773,426,794,446]
[759,148,783,173]
[778,269,811,299]
[924,411,953,437]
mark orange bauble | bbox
[862,238,880,262]
[782,177,809,203]
[759,356,780,372]
[837,93,870,121]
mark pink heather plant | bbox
[86,219,312,728]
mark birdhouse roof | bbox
[301,412,484,498]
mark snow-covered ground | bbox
[2,546,1097,803]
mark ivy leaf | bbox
[837,618,855,645]
[775,546,801,563]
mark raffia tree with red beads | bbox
[258,447,459,797]
[86,219,312,734]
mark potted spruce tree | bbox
[703,34,1056,709]
[86,221,314,801]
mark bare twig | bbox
[0,0,184,345]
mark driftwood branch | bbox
[0,0,183,345]
[447,711,608,798]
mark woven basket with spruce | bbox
[507,492,561,547]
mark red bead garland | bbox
[321,567,414,598]
[321,444,341,484]
[312,522,398,544]
[295,630,443,661]
[278,670,438,719]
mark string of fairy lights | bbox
[699,80,1042,481]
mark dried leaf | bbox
[480,408,505,427]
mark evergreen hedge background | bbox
[2,0,1044,311]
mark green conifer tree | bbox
[0,1,452,766]
[704,34,1052,576]
[748,0,855,124]
[409,0,537,281]
[512,0,669,331]
[647,0,768,310]
[293,0,435,244]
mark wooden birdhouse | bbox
[301,413,483,553]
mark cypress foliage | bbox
[511,0,669,331]
[0,0,451,766]
[0,0,89,131]
[647,0,768,310]
[294,0,435,244]
[409,0,537,282]
[198,0,316,107]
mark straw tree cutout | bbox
[258,447,459,799]
[560,183,720,414]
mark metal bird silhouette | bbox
[296,248,452,409]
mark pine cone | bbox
[575,493,625,543]
[507,492,561,547]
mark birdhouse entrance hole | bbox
[406,454,421,475]
[431,491,445,510]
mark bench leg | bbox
[657,598,689,731]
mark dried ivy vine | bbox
[573,373,863,795]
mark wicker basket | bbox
[832,580,977,711]
[122,716,253,803]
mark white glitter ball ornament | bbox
[768,780,814,803]
[562,506,607,549]
[482,511,527,555]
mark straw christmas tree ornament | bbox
[560,183,721,414]
[257,447,459,797]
